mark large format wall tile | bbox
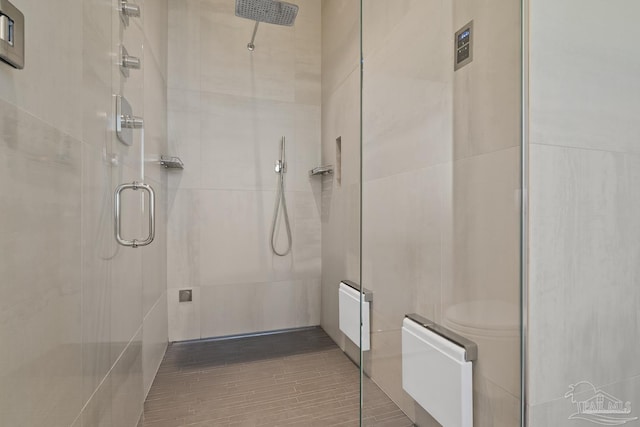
[528,3,640,418]
[362,165,446,329]
[82,144,114,405]
[168,0,201,91]
[529,143,640,405]
[294,0,322,106]
[193,189,318,286]
[200,0,296,103]
[111,330,143,427]
[452,0,521,159]
[0,0,83,140]
[362,0,452,182]
[530,0,640,154]
[319,30,361,344]
[447,147,521,306]
[200,279,321,338]
[199,92,295,191]
[321,0,360,98]
[143,54,169,184]
[167,0,322,340]
[168,286,201,342]
[0,101,83,427]
[167,88,202,190]
[321,69,361,188]
[143,293,169,397]
[167,189,201,290]
[142,176,168,316]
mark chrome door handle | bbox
[114,181,155,248]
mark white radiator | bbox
[402,317,474,427]
[338,282,370,351]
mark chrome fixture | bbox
[341,280,373,303]
[270,136,292,256]
[119,45,140,77]
[120,0,141,26]
[116,95,143,146]
[0,0,24,69]
[235,0,298,51]
[404,313,477,362]
[309,165,333,176]
[114,181,156,248]
[160,156,184,169]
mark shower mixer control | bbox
[120,0,141,26]
[119,45,140,78]
[454,21,474,71]
[0,0,24,69]
[121,115,144,129]
[274,160,286,174]
[115,95,143,146]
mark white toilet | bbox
[443,300,520,396]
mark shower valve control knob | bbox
[122,54,141,70]
[121,1,141,17]
[121,115,144,129]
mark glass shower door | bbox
[359,1,523,426]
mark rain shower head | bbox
[235,0,299,26]
[236,0,299,51]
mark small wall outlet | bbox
[179,289,193,302]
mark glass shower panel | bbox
[360,1,522,426]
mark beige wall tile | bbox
[200,279,321,338]
[0,101,83,426]
[168,0,201,91]
[143,293,169,396]
[529,144,640,405]
[167,0,322,339]
[168,287,201,342]
[321,0,360,98]
[530,0,640,154]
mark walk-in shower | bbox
[270,137,292,256]
[235,0,299,51]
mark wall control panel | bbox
[0,0,24,69]
[454,21,473,71]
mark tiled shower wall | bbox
[527,1,640,424]
[0,0,169,425]
[166,0,322,341]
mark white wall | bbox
[0,0,169,425]
[166,0,322,341]
[527,1,640,424]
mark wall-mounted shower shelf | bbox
[309,165,333,176]
[160,156,184,169]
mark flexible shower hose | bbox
[270,162,293,257]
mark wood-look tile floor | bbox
[142,327,413,427]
